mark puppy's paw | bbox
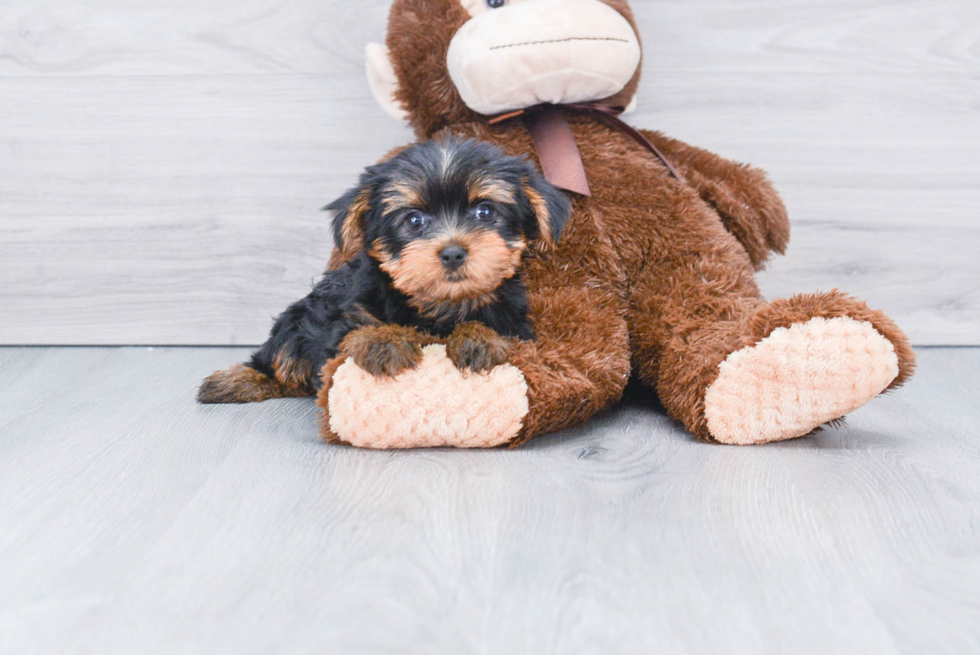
[197,364,281,403]
[341,325,424,377]
[446,322,511,374]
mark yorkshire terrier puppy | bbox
[198,138,570,403]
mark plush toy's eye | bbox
[405,211,428,231]
[486,0,506,8]
[474,203,497,222]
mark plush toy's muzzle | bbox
[447,0,641,115]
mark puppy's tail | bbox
[197,364,289,404]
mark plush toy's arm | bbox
[316,249,633,449]
[502,280,632,445]
[640,130,790,270]
[316,278,631,449]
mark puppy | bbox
[198,138,570,403]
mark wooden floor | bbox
[1,346,978,654]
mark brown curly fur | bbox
[316,355,348,444]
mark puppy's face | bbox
[329,139,570,312]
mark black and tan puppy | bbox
[198,138,570,403]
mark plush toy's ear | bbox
[623,95,638,115]
[366,43,409,121]
[326,186,373,261]
[521,171,572,247]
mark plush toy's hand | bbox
[318,343,530,449]
[640,129,790,270]
[339,325,424,377]
[445,322,512,374]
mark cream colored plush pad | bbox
[329,345,530,449]
[704,317,900,445]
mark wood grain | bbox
[0,0,392,77]
[0,346,978,653]
[0,0,977,345]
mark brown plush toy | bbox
[233,0,917,448]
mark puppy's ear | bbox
[326,185,373,261]
[521,170,572,247]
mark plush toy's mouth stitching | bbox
[489,37,630,51]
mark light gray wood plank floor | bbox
[0,347,978,654]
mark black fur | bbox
[247,252,533,389]
[240,138,570,394]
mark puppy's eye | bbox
[486,0,506,8]
[474,203,496,222]
[405,211,428,231]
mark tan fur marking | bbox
[371,231,525,317]
[468,177,516,204]
[369,240,394,265]
[522,184,553,245]
[198,364,304,404]
[382,182,423,213]
[272,352,313,392]
[340,189,372,260]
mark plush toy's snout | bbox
[366,0,642,122]
[447,0,641,115]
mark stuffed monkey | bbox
[207,0,915,448]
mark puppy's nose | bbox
[439,244,468,271]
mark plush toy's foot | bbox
[703,316,900,445]
[322,344,529,449]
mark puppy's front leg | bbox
[445,322,512,374]
[339,325,432,377]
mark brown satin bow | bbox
[488,103,684,196]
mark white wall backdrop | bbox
[0,0,977,345]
